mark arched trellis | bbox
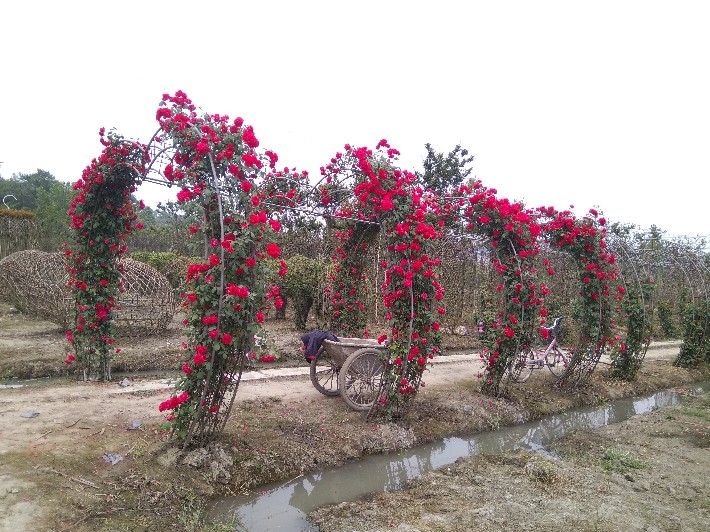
[539,207,621,389]
[605,230,655,380]
[313,142,447,416]
[604,230,710,372]
[456,181,546,396]
[661,239,710,368]
[68,92,304,446]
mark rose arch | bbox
[540,207,623,388]
[456,181,546,396]
[67,91,305,446]
[315,141,447,417]
[69,90,693,448]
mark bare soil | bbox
[0,302,708,531]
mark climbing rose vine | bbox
[459,180,545,396]
[66,129,148,380]
[318,141,446,415]
[326,223,371,337]
[541,207,623,388]
[153,91,298,444]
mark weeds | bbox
[487,413,501,431]
[177,491,242,531]
[602,447,649,473]
[524,457,560,487]
[679,394,710,423]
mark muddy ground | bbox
[0,303,708,531]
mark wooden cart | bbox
[309,337,386,411]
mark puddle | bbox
[208,382,709,531]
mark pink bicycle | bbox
[508,316,570,383]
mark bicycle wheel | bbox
[339,348,384,411]
[509,349,535,383]
[310,348,340,396]
[547,347,570,379]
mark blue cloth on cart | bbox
[301,330,339,360]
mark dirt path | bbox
[0,343,682,454]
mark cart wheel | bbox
[310,348,340,396]
[339,348,384,411]
[508,349,534,383]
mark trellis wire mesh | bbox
[0,250,177,335]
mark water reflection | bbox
[208,383,709,531]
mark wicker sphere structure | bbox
[0,250,178,336]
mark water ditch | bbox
[208,382,709,531]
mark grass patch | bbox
[679,392,710,423]
[602,447,649,474]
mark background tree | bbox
[127,200,200,255]
[35,181,74,251]
[0,169,58,210]
[416,143,474,195]
[279,254,326,330]
[0,176,32,210]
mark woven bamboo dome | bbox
[0,250,177,335]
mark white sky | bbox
[1,1,708,239]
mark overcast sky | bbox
[1,1,708,239]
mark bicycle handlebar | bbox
[542,316,564,338]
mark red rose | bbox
[241,126,260,148]
[195,141,211,155]
[266,244,281,258]
[380,198,394,211]
[222,333,232,345]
